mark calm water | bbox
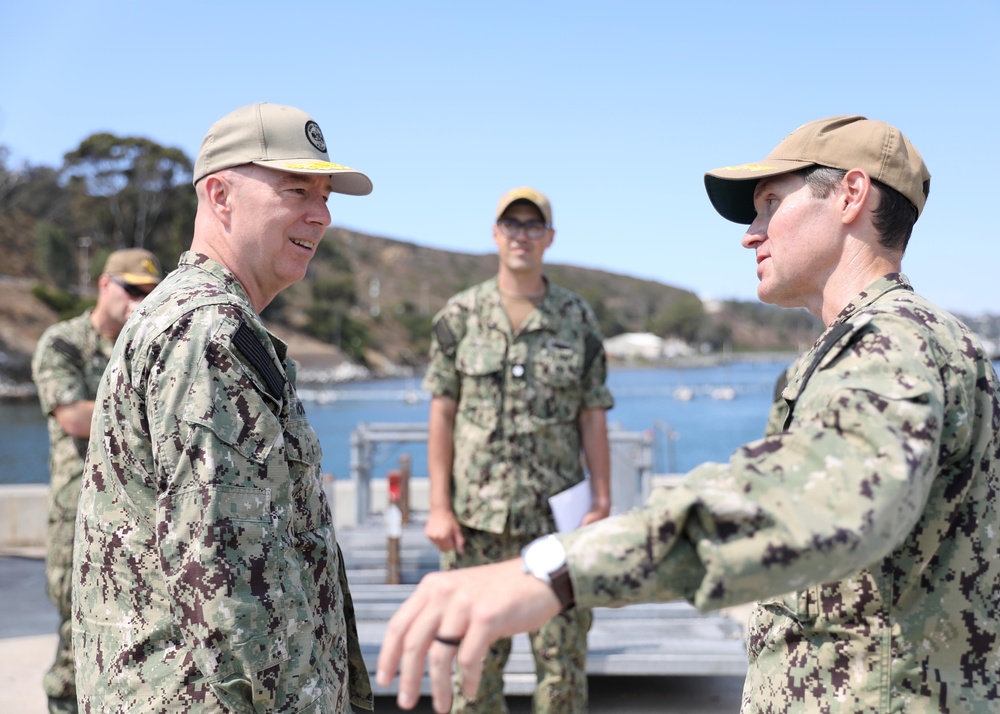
[1,359,795,486]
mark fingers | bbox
[429,535,454,553]
[454,630,488,699]
[376,579,433,692]
[580,506,609,527]
[377,560,557,710]
[377,571,465,710]
[424,518,457,553]
[397,614,438,710]
[454,526,466,556]
[427,639,459,712]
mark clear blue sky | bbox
[2,1,997,316]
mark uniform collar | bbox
[179,251,254,308]
[830,273,913,326]
[488,275,562,334]
[177,251,289,363]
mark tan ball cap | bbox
[102,248,163,285]
[192,102,373,196]
[496,186,553,227]
[704,115,930,224]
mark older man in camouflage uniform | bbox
[73,103,374,713]
[31,248,161,713]
[379,116,1000,714]
[421,187,613,712]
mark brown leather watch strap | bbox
[549,563,575,611]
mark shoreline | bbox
[0,351,802,404]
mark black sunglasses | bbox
[110,276,152,299]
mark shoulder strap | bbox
[797,321,853,396]
[782,320,854,429]
[583,333,603,374]
[50,336,84,369]
[432,317,458,358]
[232,321,286,400]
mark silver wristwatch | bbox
[521,534,575,610]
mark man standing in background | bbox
[422,187,614,712]
[31,248,161,713]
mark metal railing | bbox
[349,422,654,526]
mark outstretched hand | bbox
[376,558,562,712]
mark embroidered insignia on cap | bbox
[282,161,352,171]
[721,163,779,172]
[305,121,327,152]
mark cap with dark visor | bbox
[704,115,930,224]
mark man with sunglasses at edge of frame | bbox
[420,187,614,712]
[378,118,1000,713]
[31,248,162,713]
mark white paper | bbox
[548,478,592,532]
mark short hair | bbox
[800,166,917,253]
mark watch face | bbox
[525,535,566,574]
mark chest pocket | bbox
[283,396,322,467]
[284,398,331,535]
[455,336,505,431]
[530,338,583,424]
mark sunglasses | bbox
[110,276,152,300]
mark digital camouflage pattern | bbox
[73,252,372,713]
[31,310,114,710]
[423,276,611,713]
[560,274,1000,713]
[442,526,591,714]
[421,276,614,536]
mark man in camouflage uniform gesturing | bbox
[421,187,614,712]
[379,117,1000,714]
[73,103,375,713]
[31,248,161,713]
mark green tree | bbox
[303,276,372,362]
[0,147,21,207]
[33,220,76,287]
[651,294,706,343]
[62,133,193,252]
[312,276,356,305]
[394,301,432,359]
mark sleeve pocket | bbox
[183,351,283,463]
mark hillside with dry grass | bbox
[0,225,826,399]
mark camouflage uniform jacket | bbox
[31,310,114,545]
[422,277,614,535]
[73,252,373,713]
[561,274,1000,712]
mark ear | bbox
[203,173,235,225]
[840,169,872,225]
